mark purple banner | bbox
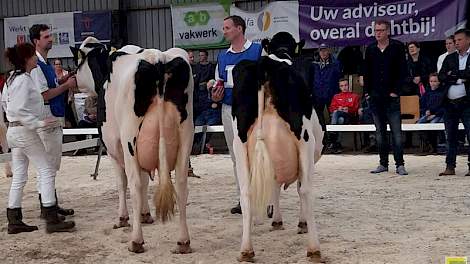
[299,0,466,48]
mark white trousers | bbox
[7,127,56,208]
[37,125,63,171]
[221,104,239,196]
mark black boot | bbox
[42,205,75,233]
[54,191,74,216]
[7,208,38,234]
[39,194,65,221]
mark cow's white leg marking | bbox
[298,117,321,261]
[270,184,284,231]
[233,118,255,262]
[172,121,193,254]
[120,122,145,253]
[297,179,308,234]
[140,170,154,224]
[112,159,130,229]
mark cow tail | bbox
[154,103,176,223]
[250,85,275,217]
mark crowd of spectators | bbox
[184,31,461,155]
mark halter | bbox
[75,43,108,70]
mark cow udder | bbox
[247,108,299,186]
[136,98,180,172]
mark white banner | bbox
[28,12,75,58]
[230,1,299,43]
[4,17,30,49]
[171,2,230,49]
[4,12,75,58]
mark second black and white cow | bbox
[231,32,324,262]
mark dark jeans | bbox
[330,111,351,145]
[193,108,221,154]
[418,115,444,151]
[314,102,329,146]
[194,108,221,126]
[444,101,470,169]
[370,97,404,167]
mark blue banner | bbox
[74,11,111,43]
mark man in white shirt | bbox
[30,24,77,217]
[212,16,262,214]
[437,35,456,73]
[438,29,470,176]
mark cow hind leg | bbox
[298,138,322,262]
[172,127,192,254]
[121,139,145,253]
[270,184,284,231]
[127,170,145,253]
[233,127,255,262]
[297,181,308,234]
[111,159,130,229]
[140,172,154,224]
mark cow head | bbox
[261,32,305,60]
[70,37,110,95]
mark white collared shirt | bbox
[215,39,254,81]
[30,51,62,122]
[448,47,470,100]
[4,72,45,130]
[226,39,252,54]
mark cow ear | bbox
[296,40,305,55]
[261,38,270,54]
[70,46,79,65]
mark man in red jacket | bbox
[327,78,360,153]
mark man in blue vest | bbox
[30,24,77,219]
[212,15,262,214]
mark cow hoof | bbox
[297,221,308,234]
[270,221,284,231]
[307,250,323,263]
[141,213,154,224]
[113,216,130,229]
[237,250,255,262]
[128,241,145,253]
[172,240,192,254]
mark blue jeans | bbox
[370,97,404,167]
[194,108,221,126]
[444,101,470,169]
[417,115,444,124]
[192,108,221,155]
[417,115,444,150]
[330,111,351,145]
[330,110,350,125]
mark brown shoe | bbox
[439,168,455,176]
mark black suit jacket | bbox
[438,51,470,104]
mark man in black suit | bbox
[438,28,470,176]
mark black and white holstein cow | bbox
[231,32,324,262]
[71,37,194,253]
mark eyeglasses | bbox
[374,29,386,32]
